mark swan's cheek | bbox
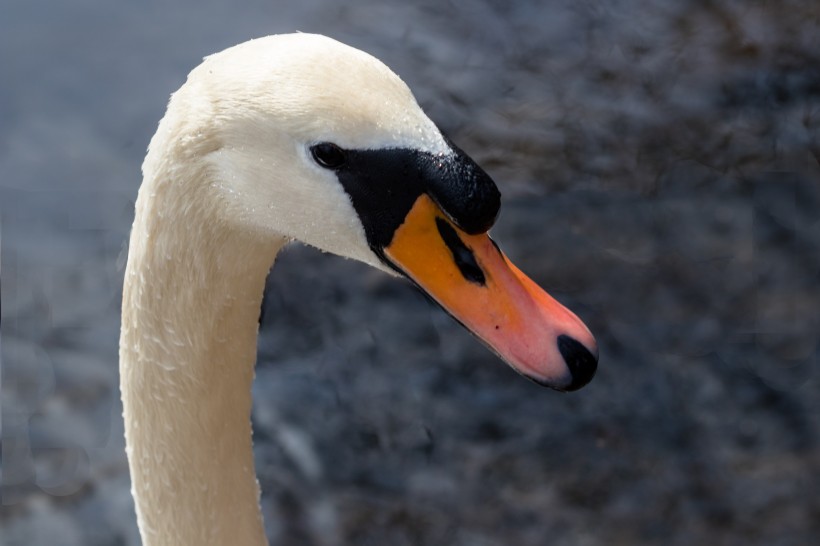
[382,195,598,392]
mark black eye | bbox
[311,142,346,169]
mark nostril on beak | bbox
[556,334,598,391]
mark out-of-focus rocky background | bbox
[2,1,818,545]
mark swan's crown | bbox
[197,33,448,154]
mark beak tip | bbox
[526,334,599,392]
[556,334,598,391]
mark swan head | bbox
[149,33,597,391]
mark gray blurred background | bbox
[2,1,819,545]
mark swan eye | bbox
[310,142,346,169]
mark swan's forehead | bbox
[205,34,450,155]
[288,85,447,154]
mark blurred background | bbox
[2,1,818,545]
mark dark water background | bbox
[2,1,819,544]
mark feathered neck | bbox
[120,139,284,544]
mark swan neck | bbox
[120,169,283,545]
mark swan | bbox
[120,33,598,545]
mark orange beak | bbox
[383,195,598,391]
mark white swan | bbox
[120,33,598,545]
